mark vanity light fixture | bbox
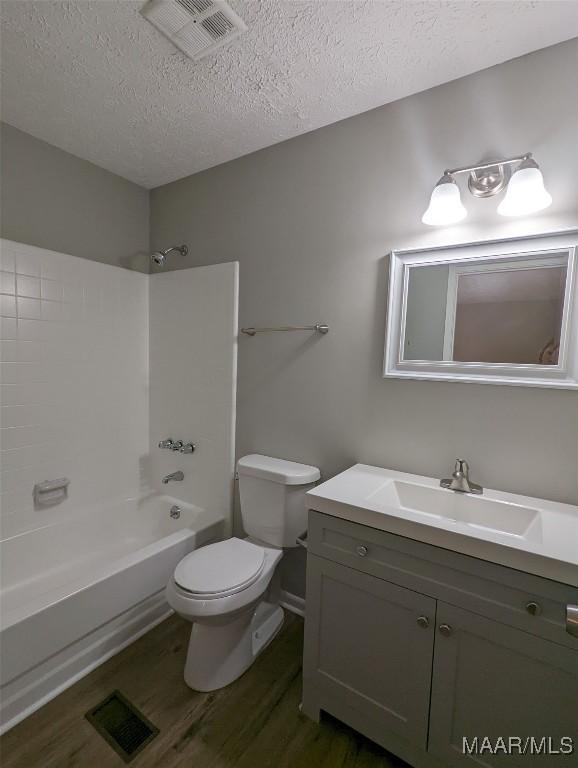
[422,153,552,226]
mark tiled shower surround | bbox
[0,239,238,540]
[0,240,149,537]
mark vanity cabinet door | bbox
[428,602,578,767]
[303,555,436,749]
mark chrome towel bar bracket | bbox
[241,323,329,336]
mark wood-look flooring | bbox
[1,613,407,768]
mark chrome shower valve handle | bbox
[158,438,195,453]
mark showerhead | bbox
[151,251,166,266]
[150,244,188,267]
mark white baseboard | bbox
[0,592,172,735]
[279,589,305,617]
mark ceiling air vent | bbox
[141,0,247,61]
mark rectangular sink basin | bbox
[306,464,578,586]
[368,480,541,541]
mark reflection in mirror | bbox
[403,256,568,366]
[404,265,449,361]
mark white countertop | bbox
[307,464,578,588]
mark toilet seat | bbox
[174,537,266,599]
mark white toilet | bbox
[166,454,320,691]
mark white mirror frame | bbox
[384,231,578,389]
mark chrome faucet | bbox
[440,459,483,495]
[162,471,184,484]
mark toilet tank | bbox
[237,455,321,547]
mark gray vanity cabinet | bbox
[303,555,436,747]
[428,603,578,768]
[302,510,578,768]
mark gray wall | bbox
[0,123,149,271]
[152,40,575,596]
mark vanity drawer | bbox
[307,510,578,650]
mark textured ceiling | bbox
[1,1,578,189]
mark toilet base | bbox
[183,601,284,692]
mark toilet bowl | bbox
[167,454,320,691]
[166,537,283,690]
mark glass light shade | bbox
[497,160,552,217]
[422,176,467,226]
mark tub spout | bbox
[163,471,184,484]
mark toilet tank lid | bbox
[237,454,320,485]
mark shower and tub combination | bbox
[0,239,239,733]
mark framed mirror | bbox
[384,231,578,388]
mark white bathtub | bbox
[0,494,225,734]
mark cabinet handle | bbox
[525,601,542,616]
[567,605,578,638]
[356,545,368,557]
[417,616,430,629]
[439,624,453,636]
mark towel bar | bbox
[241,324,329,336]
